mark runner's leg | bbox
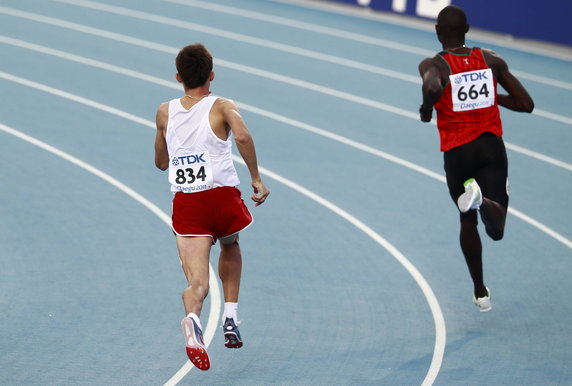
[176,235,213,316]
[476,135,509,241]
[459,211,488,298]
[218,235,242,303]
[480,199,507,240]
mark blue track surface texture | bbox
[0,0,571,384]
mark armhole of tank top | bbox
[476,47,491,69]
[165,100,175,138]
[206,97,230,144]
[436,54,452,87]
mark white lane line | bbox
[0,72,446,386]
[28,0,572,121]
[235,157,446,386]
[0,121,221,384]
[272,0,572,62]
[4,35,571,175]
[163,0,429,55]
[1,52,571,247]
[504,142,572,172]
[52,0,419,84]
[511,71,572,92]
[163,0,572,89]
[239,104,572,249]
[1,36,570,175]
[47,0,572,121]
[531,108,572,126]
[0,6,570,127]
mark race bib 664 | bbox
[449,68,495,112]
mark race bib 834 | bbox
[449,68,495,112]
[169,151,214,193]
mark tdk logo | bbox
[173,153,206,166]
[456,71,489,83]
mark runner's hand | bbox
[419,104,433,122]
[251,180,269,206]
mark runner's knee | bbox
[183,279,209,300]
[485,225,504,241]
[220,233,239,246]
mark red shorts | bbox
[171,186,253,242]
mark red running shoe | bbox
[181,317,211,370]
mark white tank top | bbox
[166,96,240,193]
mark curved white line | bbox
[161,0,572,85]
[2,6,572,127]
[221,58,571,127]
[2,69,568,384]
[45,0,572,121]
[512,71,572,92]
[53,0,419,84]
[0,73,446,384]
[0,122,221,384]
[234,157,446,386]
[4,7,572,130]
[530,108,572,126]
[0,2,568,378]
[1,35,570,174]
[1,69,570,249]
[271,0,572,62]
[504,142,572,172]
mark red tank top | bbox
[434,47,503,151]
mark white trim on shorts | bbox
[171,217,253,244]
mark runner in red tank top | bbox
[418,5,534,312]
[434,47,503,151]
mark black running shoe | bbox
[222,317,243,348]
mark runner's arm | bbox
[485,50,534,113]
[222,100,270,206]
[154,102,169,170]
[419,58,444,122]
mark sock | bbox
[223,302,238,323]
[186,312,202,330]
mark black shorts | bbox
[444,132,509,207]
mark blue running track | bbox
[0,0,571,384]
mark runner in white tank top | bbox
[154,44,269,370]
[166,95,240,193]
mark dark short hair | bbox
[176,44,213,89]
[437,5,467,33]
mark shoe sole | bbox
[458,179,482,213]
[473,301,493,312]
[224,332,243,348]
[186,346,211,370]
[182,318,211,370]
[474,288,492,312]
[457,190,478,213]
[475,301,492,312]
